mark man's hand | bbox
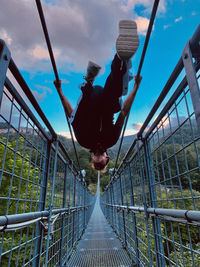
[53,80,62,92]
[134,75,142,88]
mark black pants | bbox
[71,54,127,151]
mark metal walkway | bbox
[67,175,132,267]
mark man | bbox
[54,20,142,170]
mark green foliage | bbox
[0,137,40,266]
[0,137,39,215]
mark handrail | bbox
[102,203,200,223]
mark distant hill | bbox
[58,133,137,160]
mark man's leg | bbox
[102,20,139,114]
[102,54,128,113]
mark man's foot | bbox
[116,20,139,61]
[84,61,101,83]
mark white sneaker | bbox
[84,61,101,83]
[116,20,139,61]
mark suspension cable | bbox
[35,0,82,177]
[113,0,160,174]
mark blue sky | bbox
[1,0,199,138]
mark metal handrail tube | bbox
[0,218,44,232]
[0,204,93,227]
[0,211,49,226]
[102,203,200,222]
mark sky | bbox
[0,0,200,138]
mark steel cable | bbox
[35,0,82,176]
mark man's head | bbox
[92,151,110,171]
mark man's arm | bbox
[115,75,142,128]
[54,80,74,118]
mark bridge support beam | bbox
[182,26,200,134]
[0,40,11,109]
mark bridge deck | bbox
[67,178,132,267]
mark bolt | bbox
[184,53,188,59]
[3,55,8,61]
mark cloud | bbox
[132,122,143,131]
[62,79,70,84]
[135,16,149,36]
[29,45,59,60]
[0,0,167,73]
[32,90,47,102]
[163,24,171,30]
[36,84,52,93]
[124,129,138,136]
[175,16,183,23]
[0,29,12,45]
[121,0,167,14]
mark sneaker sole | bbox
[116,20,139,60]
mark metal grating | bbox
[67,176,132,267]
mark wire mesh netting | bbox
[101,26,200,267]
[0,41,95,267]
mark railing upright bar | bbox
[33,139,52,267]
[127,162,140,266]
[0,40,11,108]
[119,175,127,246]
[137,140,153,266]
[44,140,59,267]
[143,138,166,266]
[182,40,200,133]
[72,176,77,247]
[59,163,69,266]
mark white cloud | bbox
[0,29,12,45]
[32,90,46,102]
[175,16,183,23]
[135,16,149,35]
[132,122,143,131]
[121,0,167,13]
[124,128,138,136]
[36,84,52,93]
[62,79,70,84]
[163,24,171,30]
[0,0,167,73]
[29,45,59,60]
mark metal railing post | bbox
[119,174,127,247]
[127,162,140,266]
[137,139,153,266]
[143,138,166,267]
[33,139,52,267]
[0,40,11,107]
[72,176,76,247]
[182,37,200,133]
[59,163,69,266]
[44,140,59,267]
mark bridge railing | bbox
[0,40,95,267]
[101,25,200,266]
